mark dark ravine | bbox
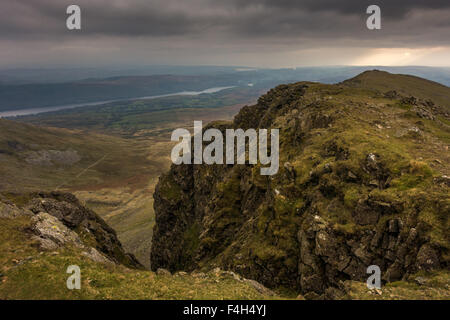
[150,71,449,298]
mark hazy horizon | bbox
[2,64,450,71]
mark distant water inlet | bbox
[0,86,235,118]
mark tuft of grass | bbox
[344,270,450,300]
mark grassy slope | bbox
[344,271,450,300]
[0,118,154,192]
[0,215,275,300]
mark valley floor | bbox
[1,101,248,268]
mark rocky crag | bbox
[151,71,449,298]
[1,191,142,268]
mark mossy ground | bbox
[0,216,277,300]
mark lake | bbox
[0,86,235,118]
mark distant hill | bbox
[1,66,450,113]
[342,70,450,109]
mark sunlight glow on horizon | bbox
[351,47,449,67]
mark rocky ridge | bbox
[150,71,449,298]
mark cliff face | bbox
[151,72,449,297]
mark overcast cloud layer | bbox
[1,0,449,67]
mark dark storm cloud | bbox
[229,0,450,18]
[0,0,449,68]
[0,0,449,44]
[0,0,204,39]
[222,0,450,36]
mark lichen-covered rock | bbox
[26,191,143,269]
[0,194,127,266]
[31,212,83,249]
[24,149,81,166]
[81,247,114,265]
[243,279,275,296]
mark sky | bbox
[1,0,450,68]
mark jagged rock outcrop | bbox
[1,191,142,268]
[151,73,449,297]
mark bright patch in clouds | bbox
[353,47,449,66]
